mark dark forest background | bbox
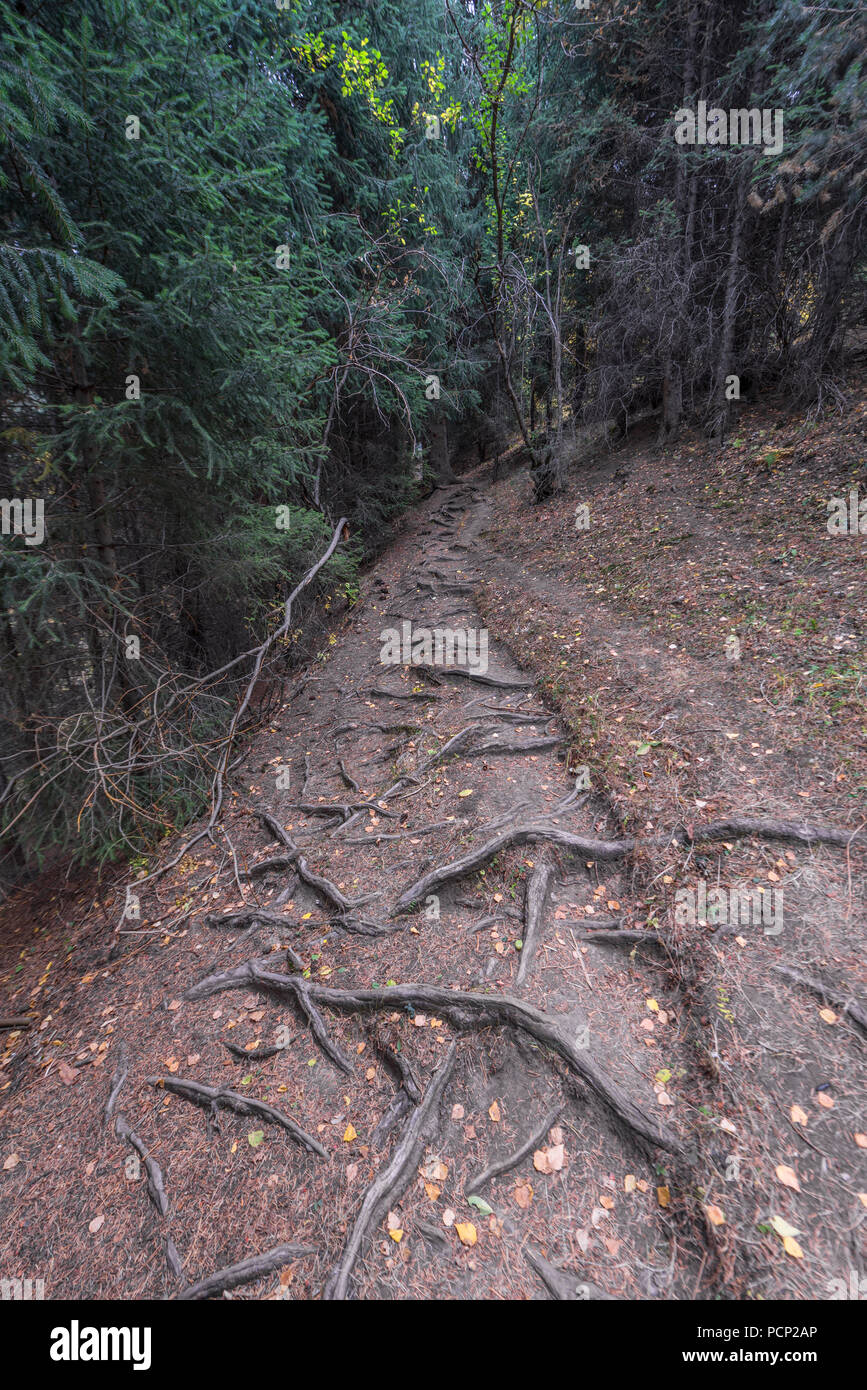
[1,0,863,883]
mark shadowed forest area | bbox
[0,0,864,1329]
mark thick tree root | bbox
[393,823,631,914]
[176,1242,315,1301]
[516,862,554,986]
[255,808,378,911]
[580,927,663,948]
[772,964,867,1033]
[323,1043,457,1299]
[371,1091,414,1150]
[0,1016,32,1031]
[676,817,865,850]
[148,1075,327,1157]
[113,1112,170,1218]
[466,1102,562,1195]
[393,816,864,916]
[524,1244,616,1301]
[104,1043,130,1122]
[413,662,534,691]
[184,966,681,1154]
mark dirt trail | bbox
[0,475,863,1301]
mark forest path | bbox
[0,473,863,1302]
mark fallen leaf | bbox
[782,1235,804,1259]
[533,1144,565,1174]
[705,1204,725,1226]
[854,1134,867,1148]
[467,1194,493,1216]
[3,1153,20,1171]
[451,1104,464,1121]
[343,1124,357,1143]
[442,1208,456,1227]
[790,1105,808,1126]
[815,1091,834,1110]
[603,1236,621,1256]
[599,1194,615,1210]
[455,1222,477,1246]
[624,1174,636,1193]
[514,1183,533,1209]
[88,1214,105,1234]
[776,1164,801,1192]
[770,1215,800,1239]
[819,1008,838,1024]
[424,1182,441,1201]
[248,1130,265,1148]
[657,1185,671,1208]
[488,1100,501,1123]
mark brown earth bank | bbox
[1,392,865,1301]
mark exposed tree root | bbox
[114,1113,170,1217]
[516,861,554,986]
[0,1016,32,1031]
[524,1244,616,1301]
[148,1075,327,1157]
[184,965,681,1153]
[176,1242,316,1301]
[104,1043,130,1122]
[222,1040,288,1061]
[471,734,561,758]
[677,817,865,850]
[342,819,457,845]
[466,1102,562,1195]
[204,908,295,932]
[323,1043,457,1299]
[579,927,663,949]
[252,810,378,913]
[393,823,630,914]
[165,1235,184,1283]
[772,964,867,1033]
[413,662,534,690]
[371,1091,414,1150]
[393,815,864,916]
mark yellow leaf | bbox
[770,1215,800,1239]
[343,1124,357,1143]
[776,1164,801,1192]
[657,1185,670,1208]
[819,1007,837,1024]
[624,1174,637,1193]
[790,1105,808,1126]
[424,1182,441,1201]
[646,998,659,1013]
[782,1235,804,1259]
[816,1091,834,1109]
[458,789,474,798]
[705,1204,725,1226]
[455,1222,477,1246]
[488,1100,501,1123]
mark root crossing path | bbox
[2,479,863,1302]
